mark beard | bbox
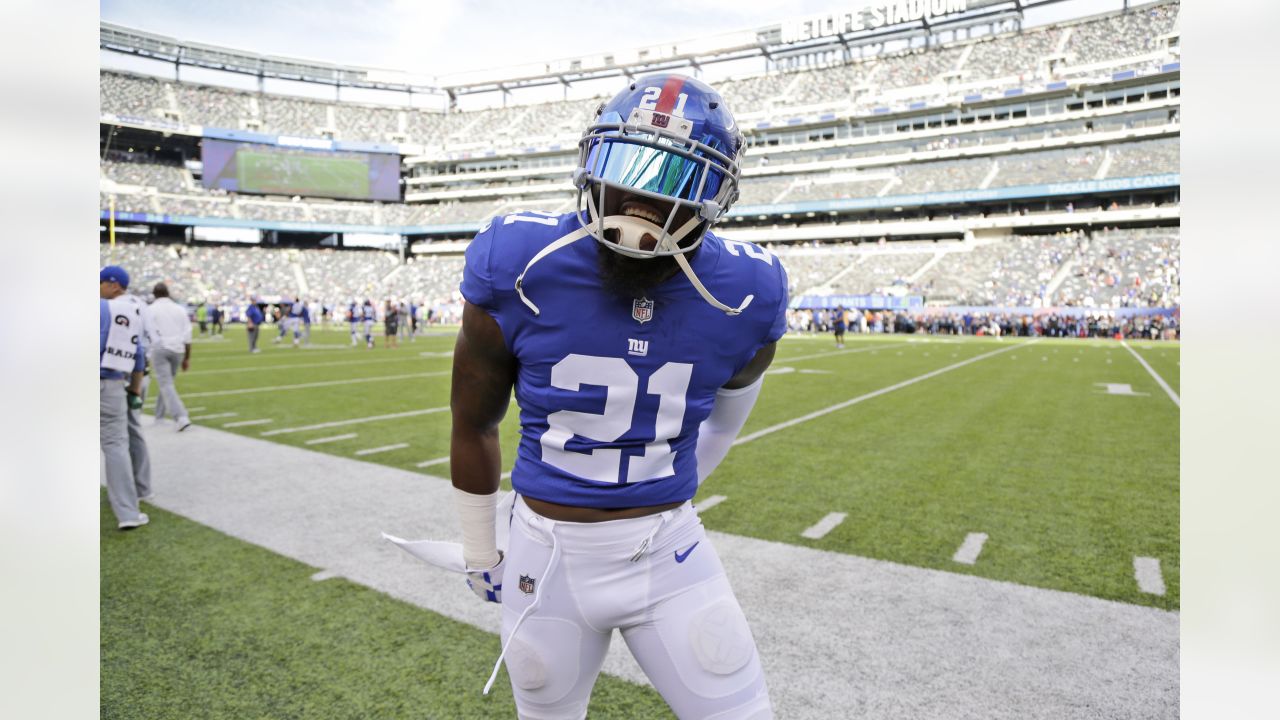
[595,242,691,299]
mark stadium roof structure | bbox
[101,0,1082,99]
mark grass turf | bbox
[101,496,673,719]
[145,327,1179,609]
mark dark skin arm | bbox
[450,302,517,496]
[722,341,776,389]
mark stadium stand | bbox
[100,1,1180,318]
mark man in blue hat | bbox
[100,266,149,529]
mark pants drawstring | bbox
[630,512,671,562]
[484,525,561,696]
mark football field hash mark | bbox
[179,371,451,399]
[192,412,237,421]
[305,433,358,445]
[1134,557,1166,595]
[224,418,273,428]
[310,570,340,581]
[355,443,409,456]
[262,406,449,436]
[801,512,848,539]
[953,533,989,565]
[696,495,727,511]
[415,456,449,468]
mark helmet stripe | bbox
[655,75,685,114]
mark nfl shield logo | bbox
[519,575,535,595]
[632,297,654,324]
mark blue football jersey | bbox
[461,211,788,509]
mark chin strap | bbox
[514,207,754,317]
[514,225,594,315]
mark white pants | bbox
[501,497,771,720]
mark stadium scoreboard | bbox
[202,138,400,202]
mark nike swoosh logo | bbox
[674,542,699,564]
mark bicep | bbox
[723,342,776,390]
[451,301,517,429]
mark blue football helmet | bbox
[514,74,754,317]
[573,74,744,261]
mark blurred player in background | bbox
[244,297,264,353]
[145,282,193,432]
[288,296,307,347]
[348,299,360,346]
[362,298,376,348]
[449,74,779,719]
[384,299,399,349]
[833,305,846,349]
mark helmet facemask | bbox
[574,109,740,261]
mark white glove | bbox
[465,551,505,604]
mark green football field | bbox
[237,150,370,198]
[103,325,1179,717]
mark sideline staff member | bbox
[99,266,149,530]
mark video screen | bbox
[201,139,400,202]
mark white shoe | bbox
[139,493,154,503]
[177,418,192,432]
[118,513,149,530]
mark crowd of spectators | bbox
[1107,137,1179,177]
[1056,227,1179,308]
[914,233,1076,306]
[98,3,1178,146]
[1064,2,1179,66]
[788,307,1177,340]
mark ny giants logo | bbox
[651,112,671,128]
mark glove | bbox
[126,391,144,411]
[465,551,504,604]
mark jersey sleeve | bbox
[459,219,501,310]
[764,255,789,343]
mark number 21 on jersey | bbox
[540,354,691,484]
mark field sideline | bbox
[104,324,1179,717]
[141,325,1180,608]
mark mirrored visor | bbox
[587,137,724,202]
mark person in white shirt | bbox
[145,283,194,432]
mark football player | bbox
[347,298,360,346]
[361,298,376,349]
[450,74,782,719]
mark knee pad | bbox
[504,635,547,691]
[688,599,755,676]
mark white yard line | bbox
[415,456,450,468]
[735,340,1034,446]
[177,371,450,399]
[223,418,273,428]
[310,570,340,581]
[261,406,449,436]
[696,494,727,511]
[1120,341,1180,408]
[185,356,440,376]
[953,533,989,565]
[355,443,410,456]
[776,343,910,364]
[191,412,237,421]
[801,512,848,539]
[305,433,358,445]
[1134,557,1167,596]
